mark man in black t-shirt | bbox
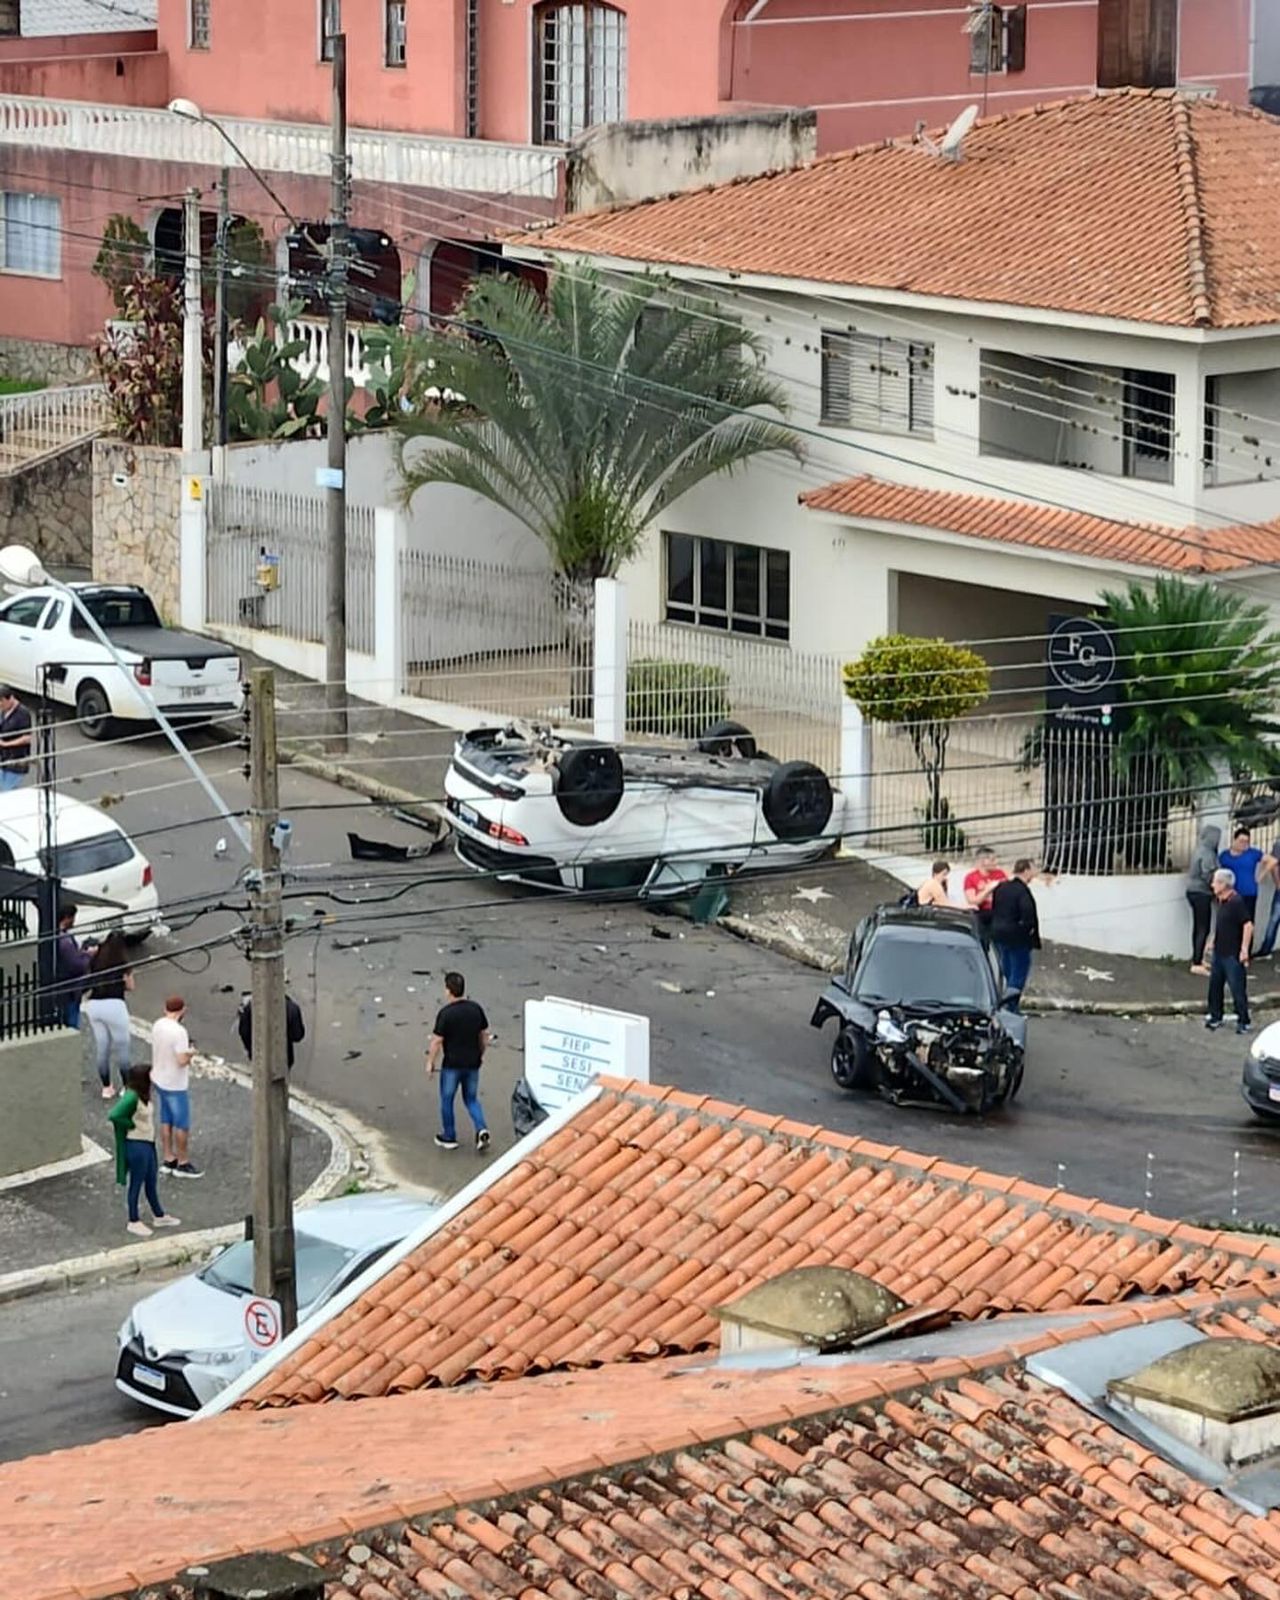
[427,971,491,1152]
[1206,868,1253,1034]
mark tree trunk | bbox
[560,575,595,725]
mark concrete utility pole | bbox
[181,186,203,455]
[213,167,231,456]
[324,32,350,749]
[247,667,297,1334]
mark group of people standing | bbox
[916,847,1041,1012]
[1185,823,1279,1033]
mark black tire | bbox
[698,720,757,760]
[76,681,116,741]
[762,760,833,842]
[1004,1050,1025,1104]
[555,743,625,827]
[831,1026,874,1092]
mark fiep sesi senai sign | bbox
[524,996,650,1113]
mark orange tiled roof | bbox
[11,1288,1280,1600]
[514,90,1280,329]
[801,474,1280,573]
[240,1080,1280,1408]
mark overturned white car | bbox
[443,720,840,896]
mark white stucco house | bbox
[511,88,1280,673]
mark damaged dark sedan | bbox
[810,905,1026,1114]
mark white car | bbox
[115,1192,438,1416]
[0,788,159,939]
[0,582,241,739]
[443,720,840,896]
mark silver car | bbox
[115,1192,436,1416]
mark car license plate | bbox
[131,1363,166,1392]
[178,686,207,699]
[456,803,480,827]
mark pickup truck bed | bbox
[91,627,239,663]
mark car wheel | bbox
[698,720,757,760]
[1005,1049,1025,1103]
[763,760,834,842]
[555,743,624,827]
[831,1025,873,1091]
[75,682,116,741]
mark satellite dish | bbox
[939,103,979,160]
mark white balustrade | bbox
[0,383,109,466]
[0,93,562,200]
[283,319,371,387]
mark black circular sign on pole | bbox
[1046,616,1118,701]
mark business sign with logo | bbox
[524,996,650,1115]
[1045,614,1121,717]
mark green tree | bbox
[92,215,150,317]
[1097,576,1280,866]
[844,635,990,852]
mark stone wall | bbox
[92,438,182,623]
[0,441,93,570]
[0,335,95,387]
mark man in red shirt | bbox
[963,845,1008,947]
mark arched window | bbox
[536,2,627,144]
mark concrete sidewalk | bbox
[719,855,1275,1017]
[0,1039,351,1304]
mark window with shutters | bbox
[967,4,1003,72]
[320,0,341,61]
[821,331,934,437]
[1097,0,1175,88]
[537,2,627,144]
[0,193,61,278]
[664,533,790,642]
[189,0,210,49]
[385,0,407,66]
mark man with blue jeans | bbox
[0,685,31,792]
[1206,868,1253,1035]
[427,971,491,1153]
[989,857,1041,1013]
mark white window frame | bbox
[536,1,628,144]
[384,0,407,66]
[821,330,934,437]
[189,0,210,50]
[664,532,791,642]
[0,192,62,280]
[320,0,341,61]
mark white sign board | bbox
[525,995,650,1114]
[243,1295,282,1353]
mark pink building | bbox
[0,0,1261,377]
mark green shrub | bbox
[627,659,730,738]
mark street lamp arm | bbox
[197,115,300,229]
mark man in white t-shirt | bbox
[151,996,199,1179]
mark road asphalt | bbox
[4,698,1280,1462]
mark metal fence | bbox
[865,711,1231,874]
[205,484,376,652]
[625,621,844,768]
[399,549,589,724]
[0,383,108,470]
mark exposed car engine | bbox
[872,1009,1022,1112]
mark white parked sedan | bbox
[0,788,159,939]
[443,720,840,896]
[115,1192,437,1416]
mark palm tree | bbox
[390,267,802,713]
[1098,577,1280,867]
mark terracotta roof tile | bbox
[515,90,1280,330]
[801,474,1280,574]
[241,1080,1280,1408]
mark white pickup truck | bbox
[0,583,242,739]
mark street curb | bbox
[717,914,1280,1019]
[0,1038,430,1309]
[278,747,431,811]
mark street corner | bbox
[0,1050,337,1304]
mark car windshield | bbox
[40,831,134,879]
[857,927,992,1009]
[200,1233,357,1306]
[70,591,161,633]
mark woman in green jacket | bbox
[108,1066,181,1238]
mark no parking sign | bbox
[243,1296,282,1353]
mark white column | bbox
[592,576,628,744]
[179,473,207,631]
[373,506,406,707]
[181,187,204,456]
[839,696,872,850]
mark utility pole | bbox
[181,185,203,456]
[324,32,350,749]
[247,667,297,1334]
[213,167,231,457]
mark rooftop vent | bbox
[1108,1338,1280,1470]
[713,1267,908,1357]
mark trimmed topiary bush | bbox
[628,659,730,739]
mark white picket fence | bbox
[0,384,109,472]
